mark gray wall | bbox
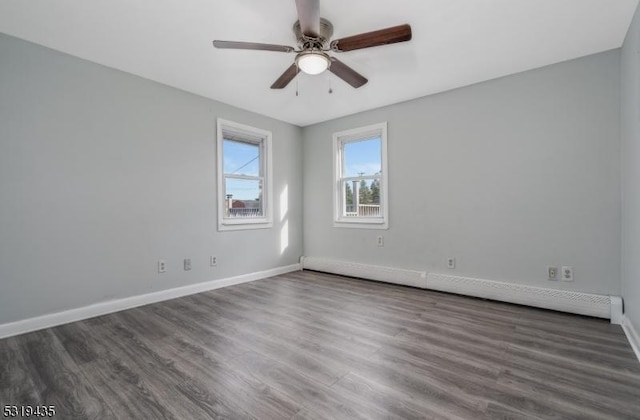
[622,5,640,331]
[303,50,621,295]
[0,34,303,324]
[0,28,627,326]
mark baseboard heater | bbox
[301,256,622,323]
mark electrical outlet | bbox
[184,259,191,271]
[562,266,573,281]
[158,260,166,273]
[548,266,558,280]
[447,257,455,269]
[377,236,384,247]
[210,256,217,267]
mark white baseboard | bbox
[622,316,640,363]
[301,256,619,321]
[0,263,301,340]
[301,256,426,288]
[610,296,623,325]
[427,273,613,319]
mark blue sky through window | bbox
[225,178,261,201]
[224,139,261,200]
[344,137,381,177]
[223,140,259,176]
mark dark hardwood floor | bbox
[1,270,639,419]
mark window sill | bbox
[334,218,388,230]
[218,219,273,232]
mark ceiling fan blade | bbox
[329,58,368,88]
[213,40,294,53]
[271,64,299,89]
[295,0,320,37]
[331,24,412,52]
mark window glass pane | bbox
[224,178,263,218]
[342,178,381,217]
[223,139,260,177]
[343,137,381,177]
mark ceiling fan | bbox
[213,0,412,89]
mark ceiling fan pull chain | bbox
[329,79,333,94]
[296,77,299,97]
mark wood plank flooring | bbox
[1,270,639,419]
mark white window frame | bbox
[217,118,273,231]
[333,122,388,229]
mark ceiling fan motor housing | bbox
[293,17,334,47]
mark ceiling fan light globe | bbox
[296,53,330,75]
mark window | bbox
[217,119,273,231]
[333,122,388,229]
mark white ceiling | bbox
[0,0,637,126]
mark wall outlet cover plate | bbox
[561,266,573,281]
